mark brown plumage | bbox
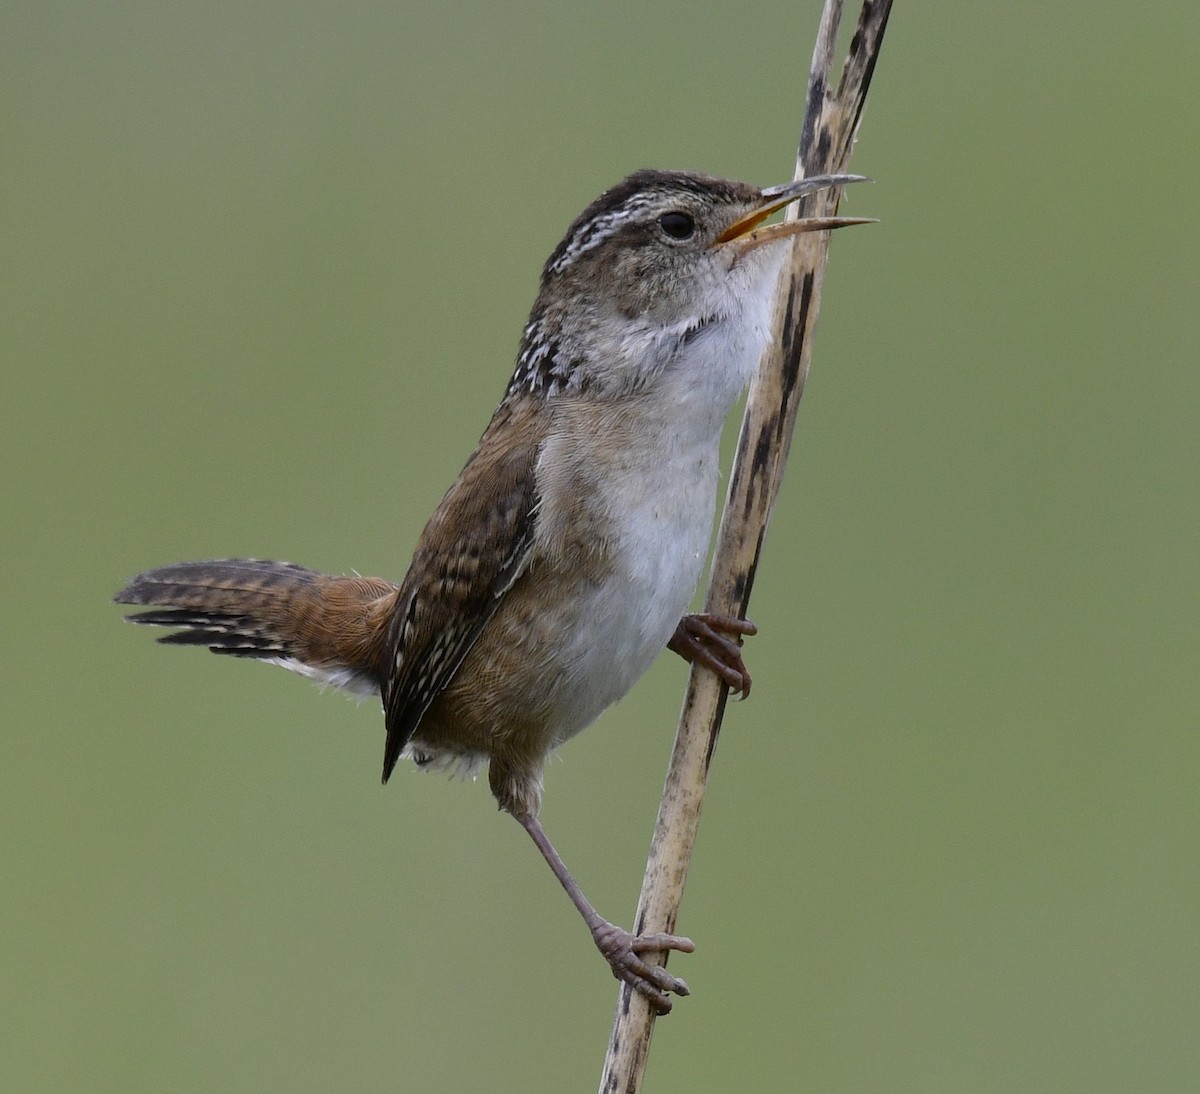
[378,396,545,800]
[116,168,866,1012]
[115,559,397,687]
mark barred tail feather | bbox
[115,559,398,695]
[115,559,322,656]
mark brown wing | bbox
[380,400,542,781]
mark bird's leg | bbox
[514,811,694,1014]
[668,612,758,696]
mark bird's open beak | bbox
[714,173,874,254]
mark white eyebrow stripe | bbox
[547,192,662,275]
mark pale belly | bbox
[543,455,716,746]
[409,315,764,780]
[410,410,722,771]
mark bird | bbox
[115,168,868,1013]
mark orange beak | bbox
[714,173,874,253]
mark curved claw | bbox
[592,922,695,1015]
[668,612,758,697]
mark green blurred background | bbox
[4,1,1198,1090]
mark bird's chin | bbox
[724,237,788,296]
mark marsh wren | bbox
[116,169,868,1012]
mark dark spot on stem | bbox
[781,272,815,401]
[703,700,727,773]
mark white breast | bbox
[533,291,771,745]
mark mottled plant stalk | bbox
[598,2,893,1090]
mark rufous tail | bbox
[115,559,398,694]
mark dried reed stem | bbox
[598,3,892,1089]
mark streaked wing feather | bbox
[380,404,541,780]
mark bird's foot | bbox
[668,612,757,696]
[591,919,695,1015]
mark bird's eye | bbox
[658,211,695,240]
